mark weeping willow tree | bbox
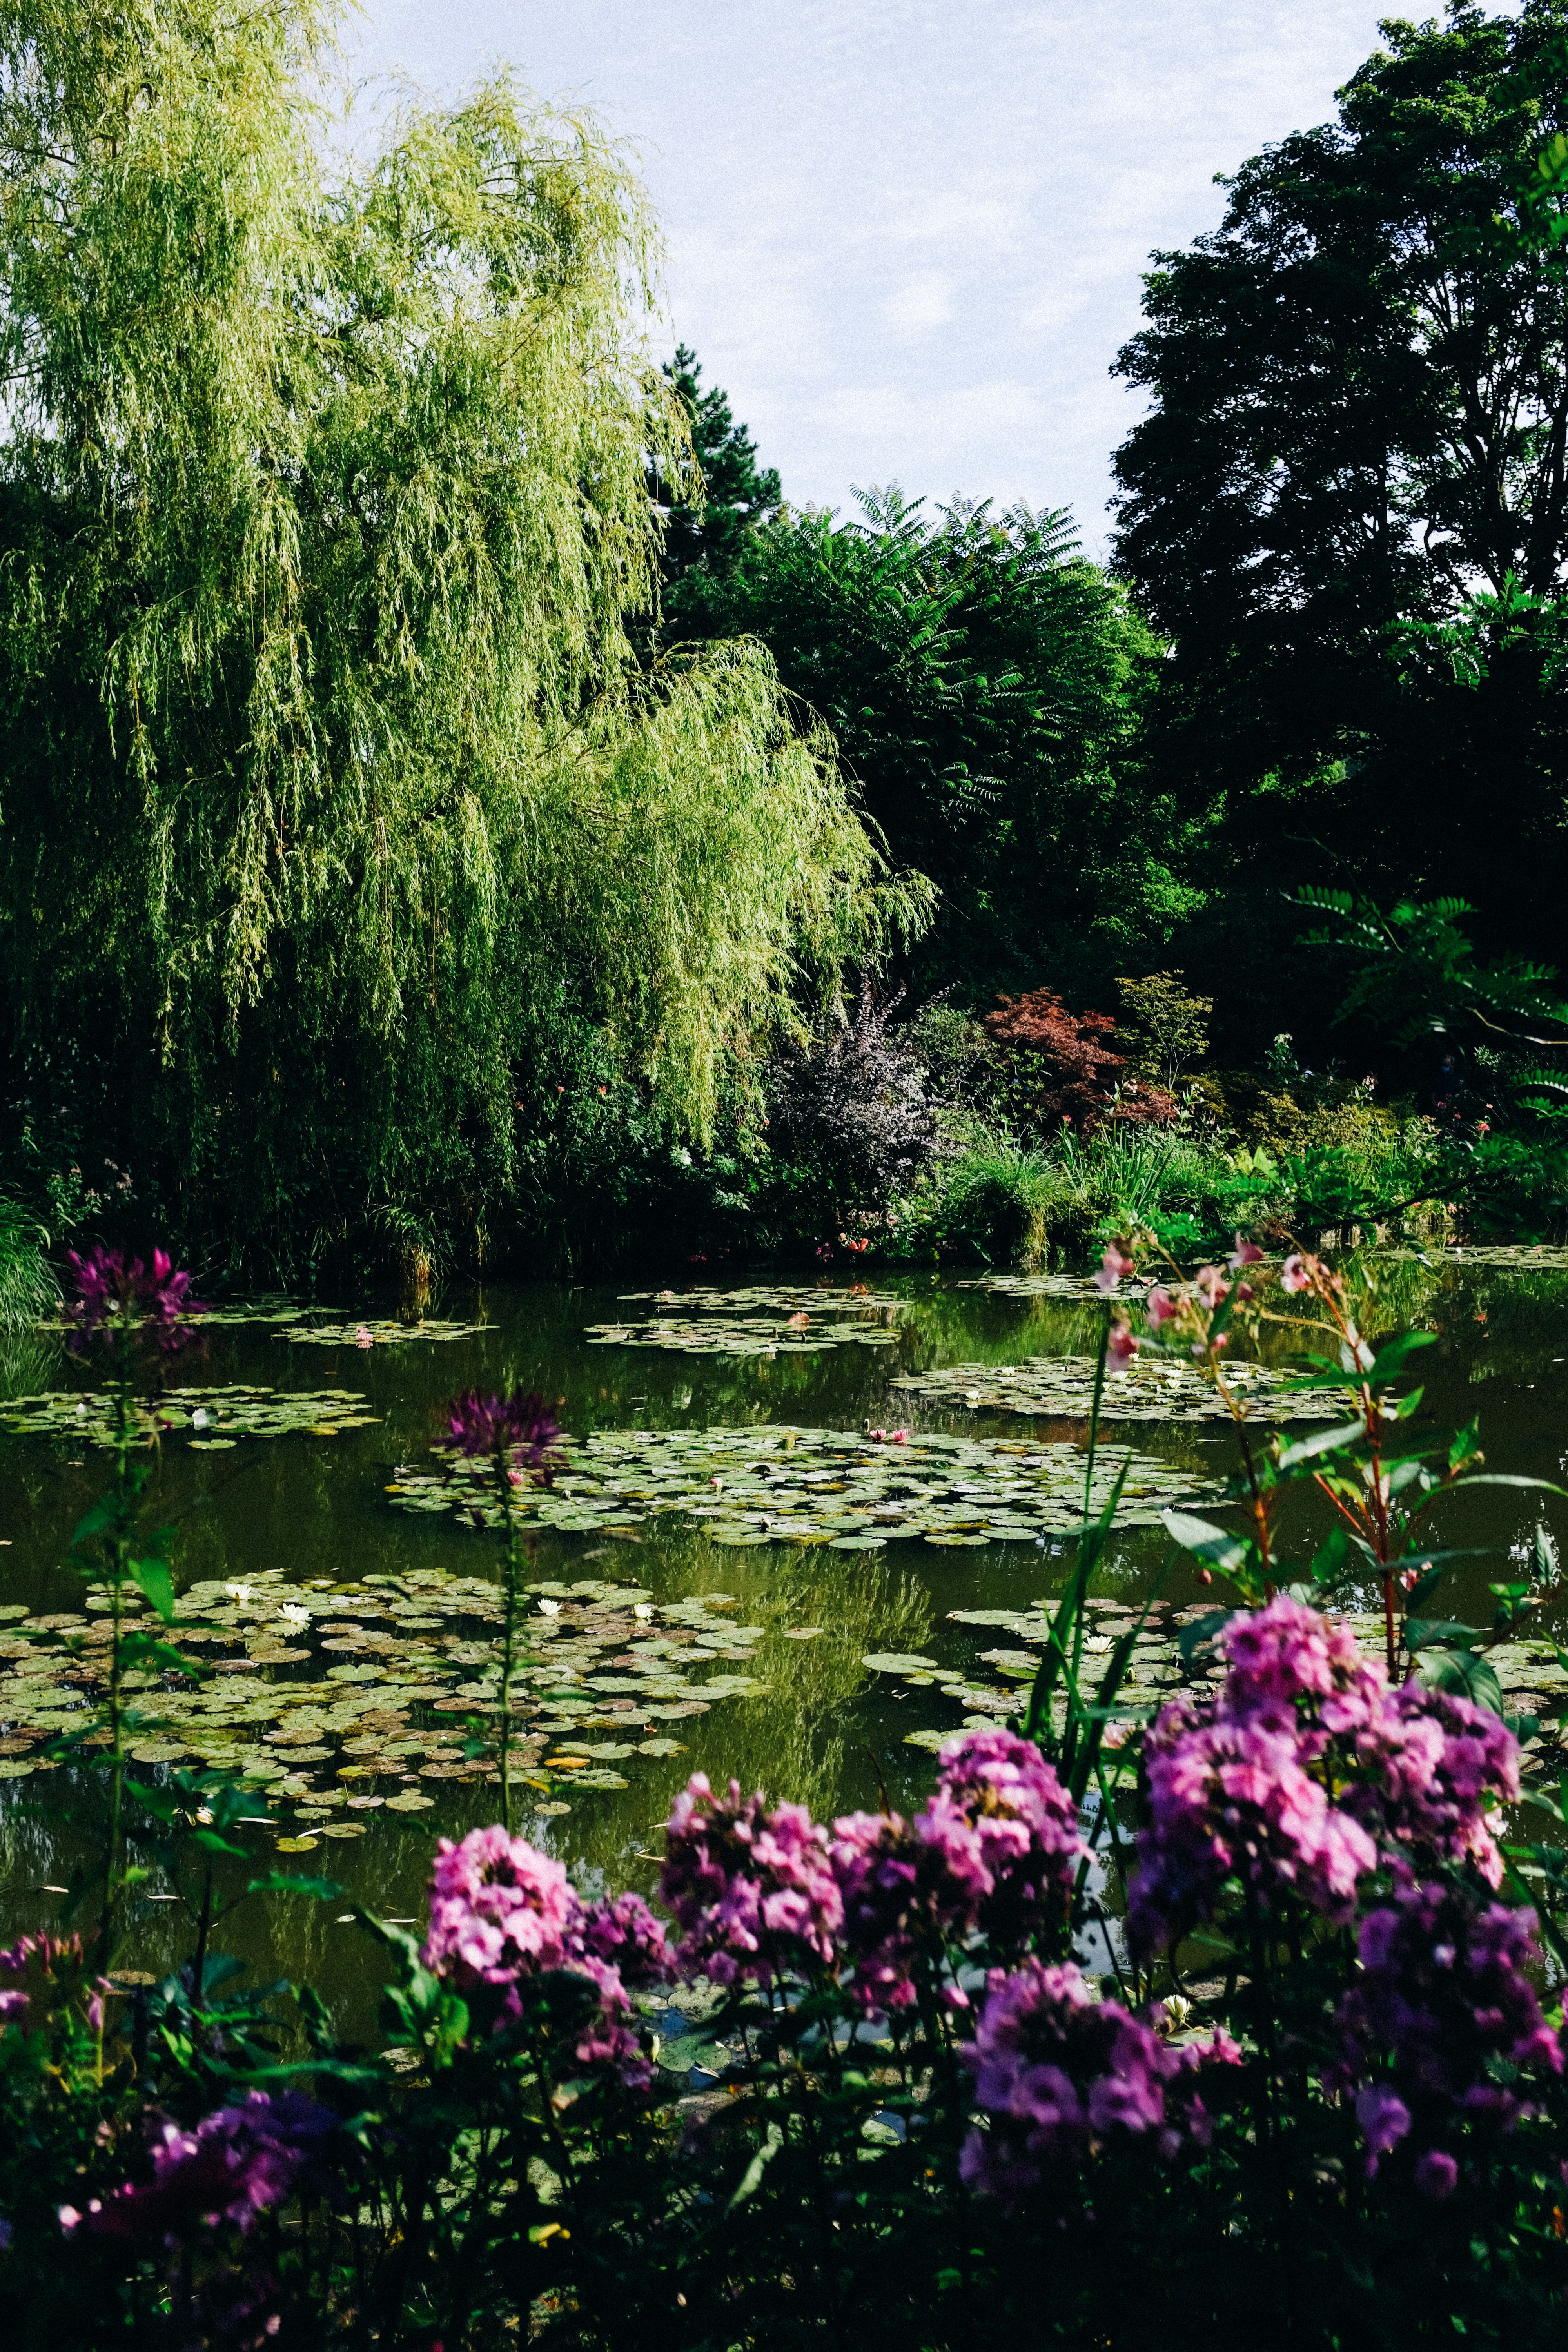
[0,0,924,1274]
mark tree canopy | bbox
[1110,0,1568,969]
[667,485,1184,1008]
[0,0,920,1273]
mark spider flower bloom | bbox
[64,1246,206,1356]
[958,1960,1238,2203]
[443,1389,561,1481]
[661,1775,842,1986]
[66,2091,342,2242]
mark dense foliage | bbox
[0,0,920,1282]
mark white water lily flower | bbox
[537,1599,562,1617]
[277,1603,311,1631]
[225,1581,253,1604]
[192,1408,210,1428]
[633,1602,655,1622]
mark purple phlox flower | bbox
[1334,1876,1560,2165]
[1352,1683,1519,1887]
[424,1828,658,2088]
[661,1775,842,1987]
[958,1961,1225,2203]
[1355,2084,1412,2174]
[830,1809,925,2012]
[577,1891,675,1989]
[65,2092,341,2242]
[1219,1593,1385,1735]
[1414,2147,1459,2198]
[1128,1702,1376,1959]
[443,1388,563,1482]
[423,1826,578,1985]
[64,1246,206,1357]
[920,1730,1085,1957]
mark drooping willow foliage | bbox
[0,0,924,1274]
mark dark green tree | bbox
[1110,0,1568,996]
[652,344,782,588]
[669,487,1181,1008]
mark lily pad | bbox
[277,1319,495,1348]
[892,1354,1342,1424]
[0,1384,379,1450]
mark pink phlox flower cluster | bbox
[578,1891,675,1989]
[1350,1684,1519,1888]
[958,1961,1240,2203]
[922,1731,1085,1956]
[424,1827,578,1983]
[65,1246,205,1356]
[661,1776,842,1987]
[1129,1708,1376,1958]
[1220,1594,1384,1736]
[64,2092,340,2243]
[442,1389,561,1480]
[423,1829,659,2088]
[1333,1877,1561,2185]
[830,1810,925,2012]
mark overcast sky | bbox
[345,1,1487,557]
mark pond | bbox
[1,1250,1566,2027]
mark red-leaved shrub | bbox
[983,988,1174,1134]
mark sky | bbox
[344,0,1489,557]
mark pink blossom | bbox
[1280,1253,1314,1294]
[64,1246,206,1357]
[67,2092,341,2242]
[662,1776,842,1987]
[424,1826,578,1983]
[1095,1244,1137,1294]
[1351,1684,1519,1886]
[1227,1236,1265,1269]
[1194,1265,1229,1308]
[1108,1321,1139,1365]
[1146,1285,1179,1329]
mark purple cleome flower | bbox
[443,1389,563,1488]
[64,1245,206,1357]
[63,2092,341,2243]
[958,1959,1240,2203]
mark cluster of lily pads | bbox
[0,1568,773,1832]
[588,1285,909,1359]
[0,1385,378,1450]
[962,1271,1154,1301]
[874,1597,1568,1760]
[890,1353,1342,1424]
[388,1423,1220,1550]
[274,1318,495,1348]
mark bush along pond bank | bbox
[1,1239,1568,2346]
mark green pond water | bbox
[0,1253,1566,2027]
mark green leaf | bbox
[1405,1619,1488,1648]
[245,1873,342,1902]
[131,1559,175,1622]
[1415,1647,1504,1717]
[1275,1421,1368,1473]
[726,2120,784,2210]
[1535,1523,1561,1586]
[1365,1330,1437,1385]
[1161,1510,1251,1574]
[1177,1608,1234,1659]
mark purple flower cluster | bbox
[443,1388,561,1481]
[958,1959,1240,2203]
[831,1731,1086,2010]
[662,1775,843,1987]
[63,2092,340,2243]
[65,1245,205,1356]
[662,1734,1083,2010]
[422,1827,671,2087]
[1128,1596,1521,1957]
[1332,1873,1562,2189]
